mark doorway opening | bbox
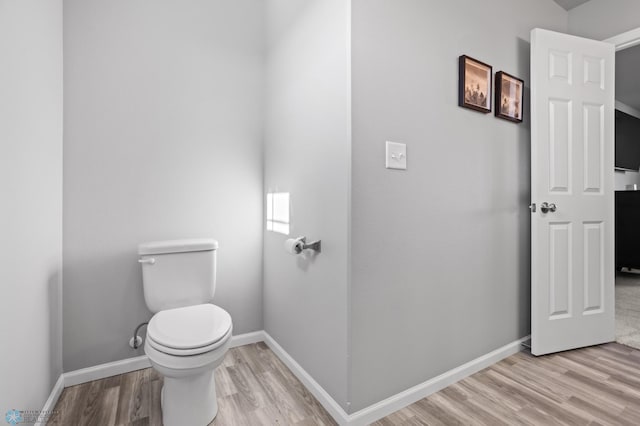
[610,29,640,350]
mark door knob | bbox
[540,202,557,213]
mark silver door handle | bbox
[540,202,557,213]
[138,258,155,265]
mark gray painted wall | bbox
[615,45,640,111]
[614,101,640,190]
[569,0,640,40]
[0,0,63,413]
[63,0,264,371]
[349,0,567,411]
[263,0,351,410]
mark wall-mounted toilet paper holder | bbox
[285,236,322,254]
[299,237,321,253]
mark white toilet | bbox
[138,238,232,426]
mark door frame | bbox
[603,27,640,335]
[604,27,640,52]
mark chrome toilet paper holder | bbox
[300,237,322,253]
[298,237,322,253]
[284,236,322,255]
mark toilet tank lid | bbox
[138,238,218,255]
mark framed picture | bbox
[495,71,524,123]
[458,55,492,113]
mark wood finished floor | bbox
[49,342,640,425]
[375,342,640,426]
[47,342,336,425]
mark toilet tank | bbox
[138,238,218,313]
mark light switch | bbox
[385,141,407,170]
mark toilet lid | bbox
[147,304,232,350]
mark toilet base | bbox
[161,370,218,426]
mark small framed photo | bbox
[458,55,492,113]
[495,71,524,123]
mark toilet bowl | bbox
[144,303,233,426]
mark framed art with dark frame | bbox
[458,55,492,113]
[495,71,524,123]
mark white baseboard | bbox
[263,332,528,425]
[263,332,351,425]
[230,330,265,348]
[62,330,264,388]
[64,355,151,387]
[46,330,528,426]
[346,335,531,425]
[35,375,65,426]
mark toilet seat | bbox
[147,304,232,356]
[147,327,232,356]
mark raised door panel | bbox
[549,99,572,194]
[583,103,604,194]
[549,222,572,320]
[583,222,604,315]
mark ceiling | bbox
[553,0,591,10]
[617,44,640,111]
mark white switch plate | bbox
[385,141,407,170]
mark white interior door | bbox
[531,28,615,356]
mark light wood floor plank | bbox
[78,379,106,426]
[47,384,81,424]
[256,370,309,424]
